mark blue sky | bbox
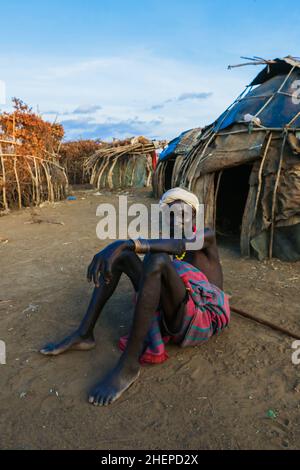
[1,0,299,141]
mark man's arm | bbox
[126,238,186,255]
[87,238,187,286]
[126,227,216,254]
[87,238,186,286]
[88,228,215,285]
[202,227,216,250]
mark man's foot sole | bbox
[40,337,95,356]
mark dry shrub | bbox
[0,98,68,211]
[60,139,102,184]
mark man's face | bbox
[167,199,195,238]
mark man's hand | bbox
[87,240,128,286]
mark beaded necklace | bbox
[175,251,186,261]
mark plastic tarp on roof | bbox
[213,69,300,132]
[250,57,300,86]
[159,130,190,161]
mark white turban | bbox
[159,187,199,212]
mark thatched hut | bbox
[154,127,202,194]
[85,137,162,190]
[153,56,300,261]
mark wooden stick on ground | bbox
[231,305,300,340]
[0,145,8,211]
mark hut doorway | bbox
[215,164,252,240]
[164,158,176,191]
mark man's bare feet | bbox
[40,330,95,356]
[88,360,141,406]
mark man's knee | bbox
[117,250,140,270]
[143,253,170,275]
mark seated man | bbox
[40,187,230,406]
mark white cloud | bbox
[73,104,102,114]
[0,50,254,140]
[0,80,6,104]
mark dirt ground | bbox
[1,187,300,450]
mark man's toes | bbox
[92,392,100,405]
[103,397,110,406]
[92,393,99,406]
[106,395,115,406]
[94,390,107,406]
[91,391,102,406]
[88,395,95,404]
[40,344,53,354]
[99,393,106,406]
[103,395,111,406]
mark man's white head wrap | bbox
[159,187,199,212]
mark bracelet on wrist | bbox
[131,238,150,254]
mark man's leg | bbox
[89,253,187,406]
[40,251,142,356]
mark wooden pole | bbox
[12,113,16,141]
[213,170,223,230]
[252,132,273,222]
[13,157,22,209]
[231,306,300,340]
[0,145,8,211]
[269,133,287,258]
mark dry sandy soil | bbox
[1,187,300,450]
